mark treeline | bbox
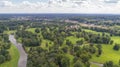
[103,61,120,67]
[0,34,11,64]
[82,26,120,36]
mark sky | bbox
[0,0,120,14]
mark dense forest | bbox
[0,34,11,64]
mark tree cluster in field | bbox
[113,44,120,51]
[75,31,112,44]
[27,45,92,67]
[103,60,120,67]
[82,26,120,36]
[0,34,11,64]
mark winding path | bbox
[90,62,103,67]
[9,35,27,67]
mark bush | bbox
[113,44,120,51]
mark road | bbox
[9,35,27,67]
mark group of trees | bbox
[0,34,11,64]
[26,45,92,67]
[103,61,120,67]
[16,30,41,47]
[75,31,112,44]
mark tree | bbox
[76,39,84,45]
[62,46,68,53]
[119,59,120,65]
[0,55,5,64]
[66,39,72,46]
[74,60,84,67]
[35,28,40,33]
[113,44,119,51]
[56,54,70,67]
[61,56,70,67]
[96,44,102,56]
[110,40,114,45]
[89,46,96,54]
[103,61,113,67]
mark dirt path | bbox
[90,62,103,67]
[9,35,27,67]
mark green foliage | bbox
[113,44,120,51]
[74,60,84,67]
[0,55,5,64]
[76,39,84,45]
[0,34,11,64]
[103,61,113,67]
[35,28,40,33]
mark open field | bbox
[66,36,83,44]
[26,28,36,33]
[90,44,120,64]
[3,30,16,34]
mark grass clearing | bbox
[3,30,16,34]
[84,29,120,64]
[83,29,110,35]
[66,36,83,44]
[111,36,120,44]
[91,35,120,65]
[90,44,120,64]
[26,28,36,33]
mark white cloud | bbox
[0,0,120,14]
[0,1,15,7]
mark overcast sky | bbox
[0,0,120,14]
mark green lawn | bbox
[3,30,16,34]
[111,36,120,44]
[83,29,120,65]
[83,29,109,35]
[90,45,120,64]
[0,45,19,67]
[64,30,120,65]
[41,39,53,49]
[83,29,102,34]
[66,36,83,44]
[26,28,36,33]
[91,36,120,65]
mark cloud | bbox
[0,1,15,7]
[104,0,119,3]
[0,0,120,14]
